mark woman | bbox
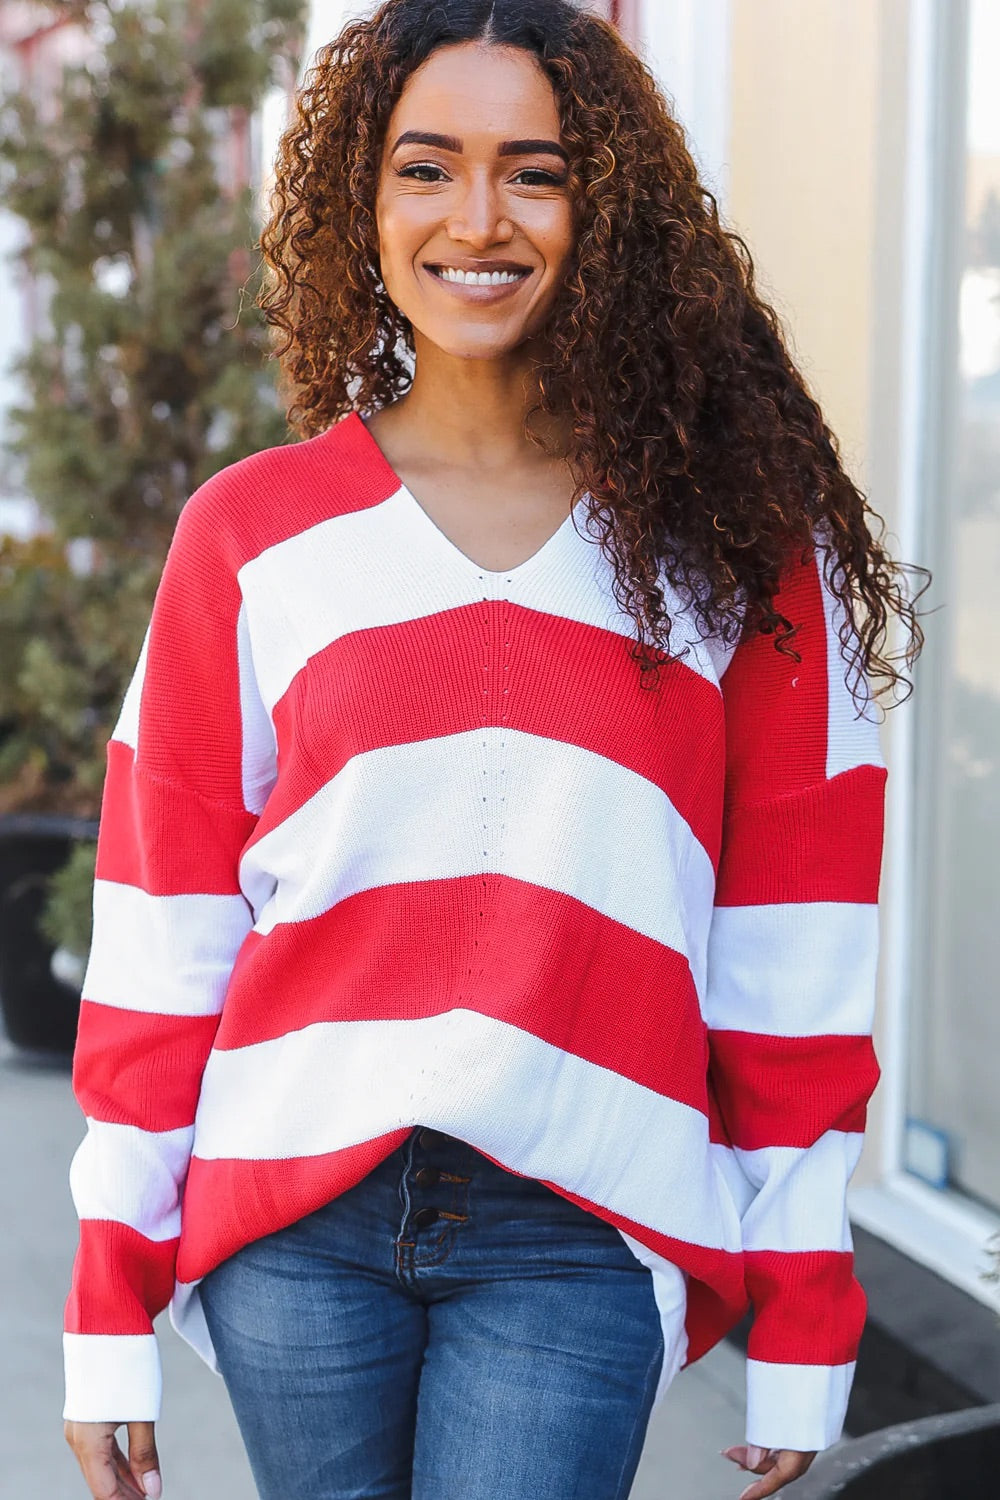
[63,3,926,1498]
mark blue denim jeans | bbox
[197,1126,675,1499]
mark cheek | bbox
[534,204,575,277]
[376,198,427,284]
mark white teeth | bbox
[436,267,526,285]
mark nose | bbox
[445,171,514,249]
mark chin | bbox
[423,326,533,361]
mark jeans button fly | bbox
[415,1166,441,1188]
[411,1206,439,1229]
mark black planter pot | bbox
[0,813,97,1056]
[795,1403,1000,1498]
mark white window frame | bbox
[848,0,1000,1313]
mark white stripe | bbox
[193,1011,743,1256]
[237,487,724,715]
[237,599,278,815]
[69,1119,194,1241]
[239,726,717,992]
[63,1333,162,1422]
[745,1358,856,1452]
[616,1232,690,1408]
[111,625,150,751]
[704,902,880,1036]
[816,546,885,780]
[82,880,251,1016]
[710,1140,758,1219]
[733,1133,863,1253]
[169,1278,220,1374]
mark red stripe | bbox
[212,876,710,1112]
[744,1249,866,1365]
[73,1002,218,1131]
[684,1273,751,1365]
[196,410,402,567]
[722,545,829,802]
[707,1077,733,1147]
[177,1129,415,1278]
[101,415,398,811]
[177,1138,748,1338]
[98,741,256,894]
[137,552,244,802]
[708,1031,879,1150]
[264,602,724,868]
[129,414,399,801]
[715,765,887,905]
[65,1220,178,1335]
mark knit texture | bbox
[63,411,887,1451]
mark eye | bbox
[512,168,566,187]
[397,162,448,183]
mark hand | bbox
[64,1420,162,1499]
[722,1443,817,1498]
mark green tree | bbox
[0,0,307,956]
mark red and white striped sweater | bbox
[63,411,886,1452]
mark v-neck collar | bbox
[350,411,588,581]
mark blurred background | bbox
[1,0,998,1494]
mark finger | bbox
[108,1439,145,1498]
[722,1445,778,1472]
[739,1452,811,1499]
[67,1427,124,1500]
[77,1443,136,1500]
[76,1458,119,1500]
[127,1421,162,1498]
[64,1423,148,1500]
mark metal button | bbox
[415,1166,441,1187]
[418,1127,449,1149]
[411,1206,440,1229]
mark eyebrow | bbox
[391,130,569,165]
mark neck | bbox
[394,334,569,472]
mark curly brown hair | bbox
[258,0,929,702]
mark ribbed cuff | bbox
[745,1358,855,1452]
[62,1333,162,1422]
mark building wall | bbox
[728,0,882,520]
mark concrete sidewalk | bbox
[1,1037,750,1498]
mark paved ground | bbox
[1,1035,758,1499]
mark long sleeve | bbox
[704,537,887,1453]
[62,479,276,1421]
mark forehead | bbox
[386,42,562,144]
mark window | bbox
[850,0,1000,1307]
[907,0,1000,1216]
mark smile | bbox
[426,265,531,287]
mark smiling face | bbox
[374,41,576,363]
